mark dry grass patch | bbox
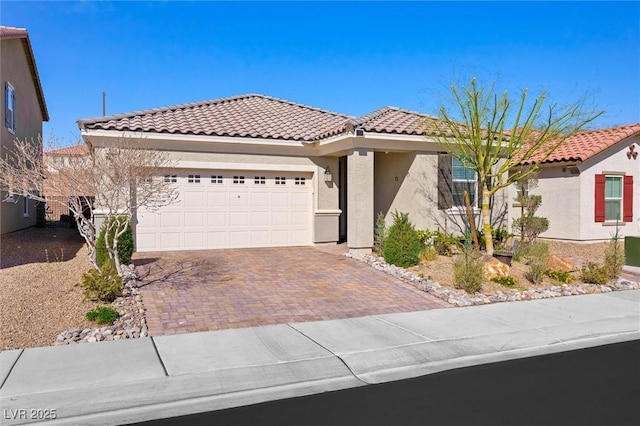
[0,227,98,350]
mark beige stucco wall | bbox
[1,38,43,234]
[374,152,509,236]
[508,167,582,240]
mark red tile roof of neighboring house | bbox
[45,144,90,156]
[77,94,354,142]
[0,26,49,121]
[520,123,640,165]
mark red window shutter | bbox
[594,174,605,222]
[623,175,633,222]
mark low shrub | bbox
[433,230,462,256]
[81,263,123,302]
[419,246,438,262]
[86,306,120,325]
[580,262,611,285]
[383,211,423,267]
[523,242,549,284]
[603,235,625,279]
[96,216,134,268]
[545,269,573,284]
[453,243,484,294]
[491,276,518,287]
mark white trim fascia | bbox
[169,160,318,173]
[81,129,310,149]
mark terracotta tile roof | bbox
[0,26,48,121]
[0,26,27,38]
[520,123,640,165]
[77,94,353,142]
[356,107,451,136]
[45,144,90,156]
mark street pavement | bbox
[1,290,638,425]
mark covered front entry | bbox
[135,170,313,252]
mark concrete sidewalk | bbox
[1,290,639,425]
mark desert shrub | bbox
[416,229,435,247]
[382,211,423,267]
[86,306,120,325]
[603,232,625,279]
[491,276,518,287]
[96,216,133,268]
[433,230,462,256]
[580,262,611,285]
[512,194,549,244]
[81,263,123,302]
[544,269,573,284]
[523,242,549,284]
[453,243,484,294]
[373,211,387,255]
[419,246,438,262]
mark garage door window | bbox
[188,174,201,184]
[254,176,266,185]
[210,175,223,184]
[233,176,245,184]
[295,177,306,185]
[275,177,286,185]
[164,175,177,183]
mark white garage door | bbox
[135,170,313,251]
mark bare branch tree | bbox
[430,77,603,255]
[0,134,178,274]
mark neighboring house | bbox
[43,144,94,223]
[77,94,508,253]
[509,124,640,241]
[0,26,49,235]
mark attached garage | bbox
[135,170,313,251]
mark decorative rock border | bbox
[54,265,148,345]
[345,252,640,307]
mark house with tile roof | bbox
[509,124,640,241]
[0,26,49,234]
[77,94,509,253]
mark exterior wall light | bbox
[324,167,333,183]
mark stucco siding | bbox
[1,38,43,234]
[513,167,582,240]
[374,152,508,235]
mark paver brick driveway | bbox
[134,245,450,336]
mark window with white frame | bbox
[210,175,223,184]
[23,196,29,217]
[275,177,286,185]
[605,175,623,221]
[187,174,201,183]
[164,174,177,183]
[254,176,266,185]
[233,176,245,184]
[5,82,16,133]
[294,177,306,185]
[452,158,477,207]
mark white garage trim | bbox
[135,170,314,252]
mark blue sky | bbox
[3,1,639,145]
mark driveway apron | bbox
[135,246,450,336]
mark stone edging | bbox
[54,265,148,345]
[345,252,640,307]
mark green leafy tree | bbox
[431,78,602,255]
